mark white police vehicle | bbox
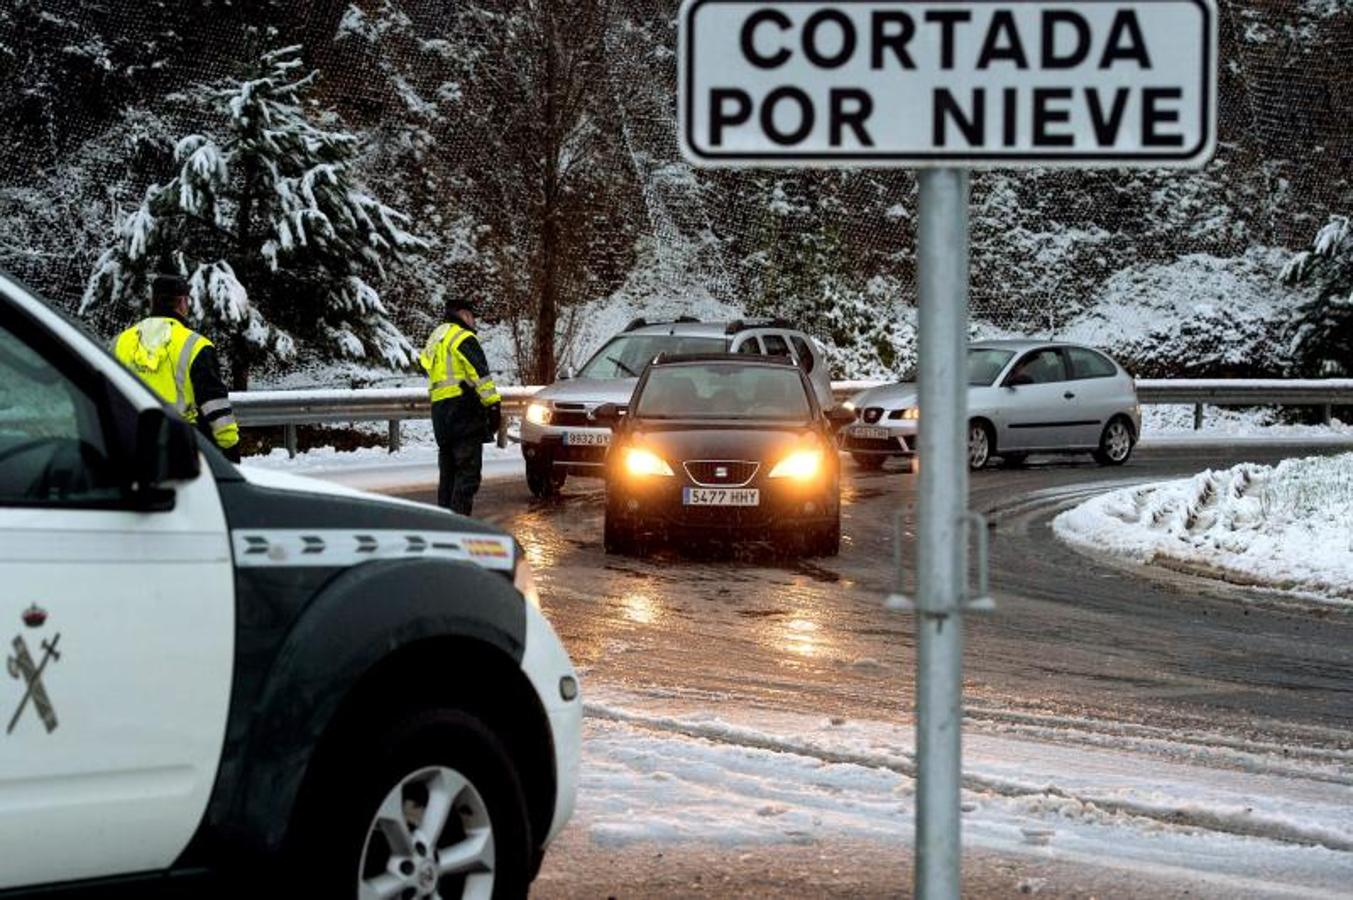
[0,272,580,898]
[520,317,835,497]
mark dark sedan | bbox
[594,354,854,556]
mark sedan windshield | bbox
[968,349,1015,386]
[635,364,812,421]
[578,334,725,380]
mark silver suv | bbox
[521,318,834,497]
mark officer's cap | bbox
[152,274,190,303]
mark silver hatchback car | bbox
[841,341,1142,470]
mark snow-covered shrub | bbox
[80,45,428,388]
[1282,216,1353,377]
[1059,249,1300,378]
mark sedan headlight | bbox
[769,449,824,480]
[624,447,674,477]
[901,407,920,421]
[526,402,552,426]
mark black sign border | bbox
[681,0,1216,165]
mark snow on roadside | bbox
[573,690,1353,896]
[1142,404,1353,442]
[1054,453,1353,604]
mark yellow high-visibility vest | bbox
[419,323,501,406]
[112,317,239,450]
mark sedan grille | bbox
[683,460,760,487]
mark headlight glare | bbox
[526,402,552,426]
[902,407,920,421]
[769,449,824,480]
[624,447,674,477]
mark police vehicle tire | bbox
[293,707,533,900]
[1093,417,1135,467]
[851,453,886,471]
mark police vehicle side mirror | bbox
[130,408,201,509]
[826,407,856,431]
[592,403,622,429]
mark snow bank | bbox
[1059,248,1311,378]
[574,690,1353,895]
[1054,453,1353,604]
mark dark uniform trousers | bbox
[432,395,486,515]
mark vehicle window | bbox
[735,337,762,355]
[789,336,816,374]
[967,349,1014,386]
[1068,347,1118,379]
[761,333,791,357]
[0,319,121,506]
[1008,349,1069,385]
[635,363,812,421]
[577,334,725,379]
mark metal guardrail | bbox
[232,379,1353,455]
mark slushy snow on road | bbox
[1054,453,1353,605]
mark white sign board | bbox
[680,0,1217,167]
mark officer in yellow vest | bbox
[419,298,502,515]
[113,275,241,463]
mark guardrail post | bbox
[497,414,509,449]
[1193,403,1204,431]
[284,423,298,459]
[1322,404,1332,426]
[388,419,401,453]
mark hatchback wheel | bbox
[968,422,992,471]
[1093,418,1134,466]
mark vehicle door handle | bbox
[1063,392,1076,399]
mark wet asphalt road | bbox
[402,444,1353,746]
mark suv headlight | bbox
[526,402,552,426]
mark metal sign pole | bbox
[914,167,970,900]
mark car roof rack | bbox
[624,315,703,333]
[725,318,793,335]
[652,352,796,366]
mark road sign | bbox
[680,0,1218,167]
[677,3,1217,897]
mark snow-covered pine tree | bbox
[1282,216,1353,377]
[81,43,429,389]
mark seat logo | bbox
[7,609,60,735]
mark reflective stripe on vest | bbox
[112,318,209,421]
[422,324,481,404]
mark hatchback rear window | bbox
[1068,348,1118,379]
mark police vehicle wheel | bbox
[851,453,885,471]
[1093,417,1135,467]
[294,708,532,900]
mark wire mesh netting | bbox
[1,0,1349,384]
